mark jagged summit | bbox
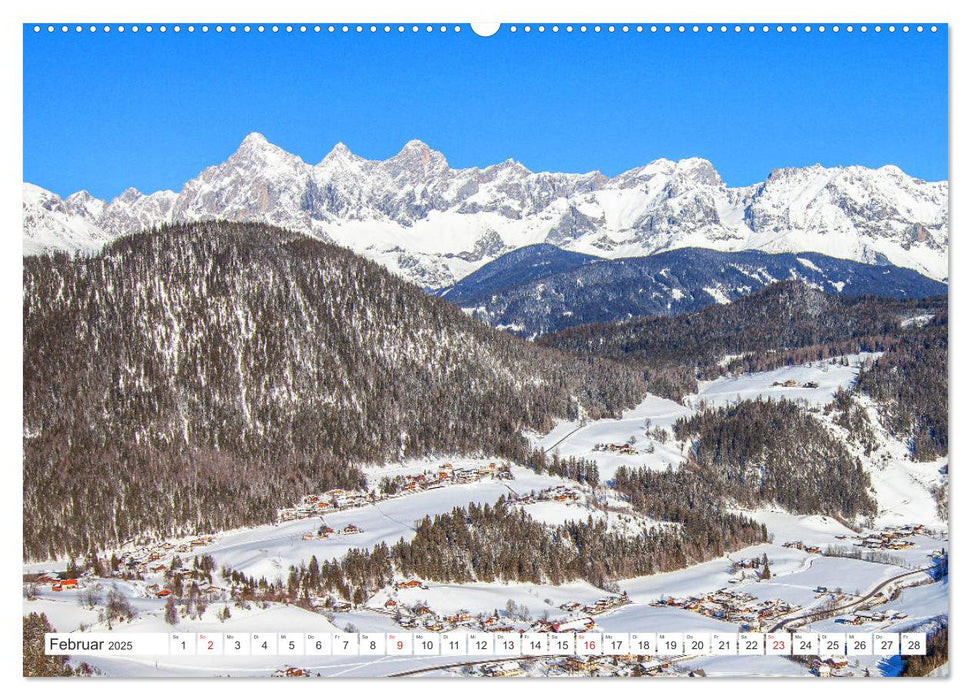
[240,131,269,147]
[322,141,352,158]
[386,139,449,173]
[116,186,143,201]
[399,138,433,152]
[228,132,303,164]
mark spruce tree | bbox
[164,596,179,625]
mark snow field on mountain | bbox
[691,353,882,409]
[734,557,911,608]
[382,580,606,618]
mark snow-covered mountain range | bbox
[23,133,949,287]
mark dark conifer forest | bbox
[222,496,767,600]
[672,399,876,519]
[855,310,948,460]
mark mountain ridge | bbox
[23,133,949,287]
[440,245,947,337]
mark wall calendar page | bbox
[21,11,949,681]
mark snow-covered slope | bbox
[23,133,949,286]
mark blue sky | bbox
[23,24,947,200]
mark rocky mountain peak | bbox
[227,132,305,169]
[320,141,353,161]
[115,187,144,204]
[385,139,449,178]
[674,157,723,187]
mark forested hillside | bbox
[538,281,945,400]
[855,310,948,460]
[673,399,877,519]
[23,222,644,559]
[443,247,945,338]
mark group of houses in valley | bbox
[122,536,216,571]
[29,534,219,592]
[32,573,81,592]
[812,656,851,677]
[466,654,678,678]
[108,535,216,579]
[277,462,513,524]
[301,523,363,541]
[510,485,585,506]
[592,442,639,455]
[476,660,525,677]
[727,557,771,583]
[811,586,849,605]
[783,541,824,555]
[836,608,908,626]
[382,602,504,634]
[771,379,819,389]
[843,525,923,551]
[558,593,630,617]
[375,586,628,637]
[393,578,429,591]
[271,665,316,678]
[146,576,226,602]
[278,489,371,523]
[653,589,800,630]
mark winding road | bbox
[768,565,934,632]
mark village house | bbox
[482,661,523,677]
[562,657,599,673]
[203,585,226,600]
[552,617,595,633]
[395,579,426,590]
[817,656,849,674]
[272,666,312,678]
[638,659,671,676]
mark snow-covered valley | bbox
[24,353,948,677]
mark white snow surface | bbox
[691,352,882,410]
